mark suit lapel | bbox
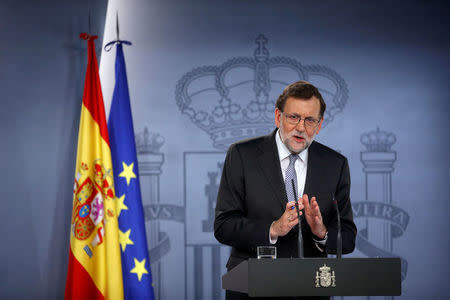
[256,130,287,210]
[303,141,319,198]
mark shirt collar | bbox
[275,129,308,163]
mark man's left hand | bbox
[300,194,327,239]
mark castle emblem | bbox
[315,264,336,288]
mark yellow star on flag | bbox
[119,229,134,252]
[119,161,136,186]
[115,194,128,217]
[130,258,149,281]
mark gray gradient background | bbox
[1,0,449,299]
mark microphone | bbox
[333,197,342,259]
[291,179,303,258]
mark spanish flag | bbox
[65,33,124,300]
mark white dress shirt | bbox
[275,129,308,198]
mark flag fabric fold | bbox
[108,42,155,300]
[65,33,124,300]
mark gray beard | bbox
[279,128,314,154]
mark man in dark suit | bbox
[214,81,357,299]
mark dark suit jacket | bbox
[214,130,357,270]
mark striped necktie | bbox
[285,153,304,258]
[285,154,298,202]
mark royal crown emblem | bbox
[135,126,165,154]
[175,34,349,150]
[361,127,397,152]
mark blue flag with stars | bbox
[108,42,155,300]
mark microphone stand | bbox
[333,197,342,259]
[292,179,303,258]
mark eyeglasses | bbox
[282,112,320,129]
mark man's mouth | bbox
[292,135,305,143]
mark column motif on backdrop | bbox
[135,127,185,300]
[355,127,409,291]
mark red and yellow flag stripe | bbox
[65,34,124,300]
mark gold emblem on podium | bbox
[315,264,336,288]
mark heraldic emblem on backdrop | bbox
[135,34,409,300]
[175,34,348,300]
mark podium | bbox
[222,258,401,297]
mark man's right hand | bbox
[270,201,303,240]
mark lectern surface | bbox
[222,258,401,297]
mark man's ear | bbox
[275,108,281,128]
[315,117,324,134]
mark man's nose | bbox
[295,119,306,130]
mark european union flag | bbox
[108,42,155,300]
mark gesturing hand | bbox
[301,194,327,239]
[270,201,302,240]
